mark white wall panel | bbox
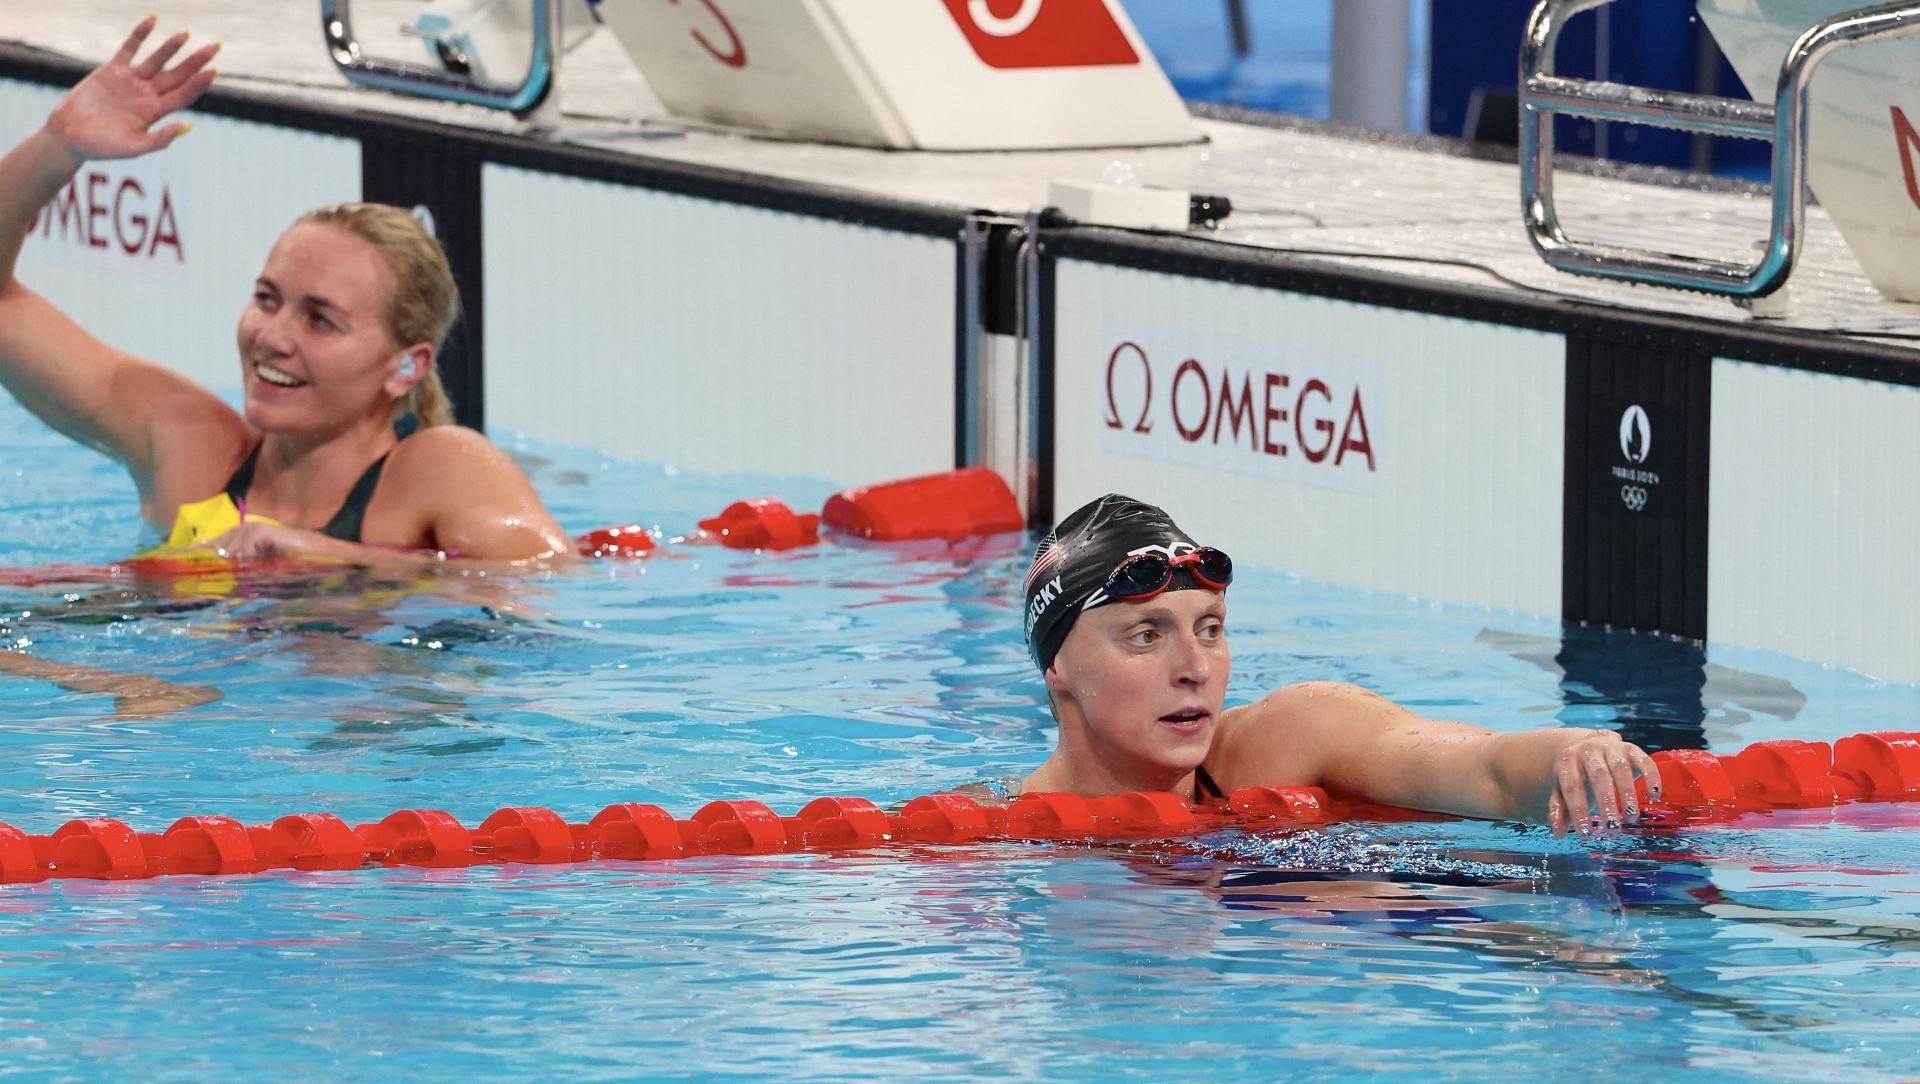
[1,78,361,393]
[1053,260,1564,614]
[1710,360,1920,684]
[483,165,955,482]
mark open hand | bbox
[46,17,219,162]
[1547,731,1662,839]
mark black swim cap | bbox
[1022,494,1208,670]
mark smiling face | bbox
[235,222,414,436]
[1043,587,1230,793]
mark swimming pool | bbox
[3,395,1919,1080]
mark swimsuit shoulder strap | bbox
[1192,764,1227,803]
[222,442,263,503]
[318,452,391,543]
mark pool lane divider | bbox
[577,466,1026,555]
[2,733,1918,884]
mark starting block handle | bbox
[321,0,558,117]
[1519,0,1920,298]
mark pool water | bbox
[3,396,1919,1081]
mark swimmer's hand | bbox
[1545,731,1662,840]
[199,521,355,562]
[46,17,219,163]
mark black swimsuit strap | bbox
[222,443,262,503]
[221,441,391,544]
[1192,765,1226,803]
[318,454,388,543]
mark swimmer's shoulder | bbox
[381,425,528,494]
[1207,682,1371,791]
[374,424,568,556]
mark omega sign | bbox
[1098,339,1378,494]
[27,163,184,273]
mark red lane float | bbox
[1,731,1917,884]
[697,500,821,551]
[573,525,657,558]
[822,467,1023,542]
[0,732,1904,882]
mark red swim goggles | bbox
[1103,546,1234,602]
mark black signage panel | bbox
[360,136,486,431]
[1563,336,1710,639]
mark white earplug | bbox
[397,357,417,378]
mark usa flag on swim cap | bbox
[1024,529,1063,594]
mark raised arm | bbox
[0,20,223,478]
[1213,681,1662,837]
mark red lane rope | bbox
[3,733,1918,883]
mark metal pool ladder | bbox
[1520,0,1920,298]
[321,0,559,116]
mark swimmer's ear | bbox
[384,345,432,398]
[1041,661,1069,697]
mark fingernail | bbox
[1625,804,1637,817]
[1606,818,1619,830]
[176,123,194,138]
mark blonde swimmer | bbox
[0,19,573,567]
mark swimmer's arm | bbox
[0,651,222,721]
[0,283,237,482]
[1217,682,1659,836]
[402,426,579,563]
[0,23,227,479]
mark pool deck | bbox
[7,0,1918,353]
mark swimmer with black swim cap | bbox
[1021,495,1661,838]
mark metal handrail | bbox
[1520,0,1920,297]
[321,0,557,115]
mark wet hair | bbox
[1022,494,1206,671]
[294,203,460,428]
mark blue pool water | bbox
[3,396,1920,1080]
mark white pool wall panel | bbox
[1709,359,1920,685]
[0,78,362,393]
[483,165,956,481]
[1052,260,1564,615]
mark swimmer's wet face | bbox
[1044,587,1230,788]
[1023,494,1233,793]
[235,222,418,436]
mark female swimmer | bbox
[1019,494,1662,839]
[0,19,572,563]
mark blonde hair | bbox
[295,203,461,428]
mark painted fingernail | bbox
[1606,818,1619,830]
[1625,804,1637,817]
